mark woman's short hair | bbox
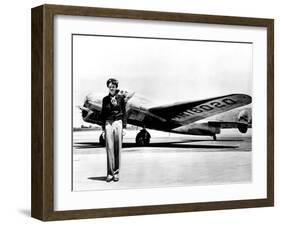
[106,78,118,88]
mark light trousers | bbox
[105,119,123,176]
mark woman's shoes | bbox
[106,174,119,182]
[113,174,119,182]
[106,175,113,182]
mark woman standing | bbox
[100,78,127,182]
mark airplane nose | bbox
[82,108,88,118]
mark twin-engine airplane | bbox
[79,90,252,145]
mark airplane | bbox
[78,90,252,146]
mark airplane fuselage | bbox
[80,91,252,144]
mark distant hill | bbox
[73,124,140,132]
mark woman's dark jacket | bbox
[100,90,127,130]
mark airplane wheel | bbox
[136,130,150,145]
[99,132,105,146]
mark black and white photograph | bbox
[30,4,274,221]
[72,34,253,191]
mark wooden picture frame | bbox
[31,4,274,221]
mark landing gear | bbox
[99,132,105,146]
[136,129,151,145]
[212,134,217,141]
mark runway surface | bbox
[73,129,252,191]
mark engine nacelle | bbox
[237,109,251,134]
[238,109,250,123]
[80,100,102,124]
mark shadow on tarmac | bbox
[88,176,107,181]
[74,141,239,149]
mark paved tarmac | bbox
[72,129,251,191]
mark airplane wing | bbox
[149,94,251,126]
[208,121,251,129]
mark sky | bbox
[73,35,252,127]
